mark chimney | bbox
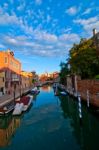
[93,28,97,36]
[7,49,11,53]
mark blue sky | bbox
[0,0,99,74]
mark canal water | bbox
[0,85,99,150]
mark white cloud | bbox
[46,15,51,23]
[7,38,17,45]
[59,33,80,43]
[26,9,34,17]
[0,6,3,14]
[3,3,8,9]
[0,6,80,57]
[66,6,78,15]
[38,9,44,19]
[74,16,98,25]
[3,35,35,47]
[61,27,72,34]
[1,31,80,57]
[74,16,99,36]
[17,0,26,11]
[34,30,58,43]
[0,13,19,25]
[35,0,42,5]
[82,8,92,15]
[17,5,24,11]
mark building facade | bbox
[21,71,33,93]
[0,72,5,96]
[0,49,21,95]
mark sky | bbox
[0,0,99,74]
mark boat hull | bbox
[0,101,14,115]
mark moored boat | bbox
[54,91,59,96]
[12,95,33,115]
[30,87,40,95]
[12,103,24,115]
[21,95,33,111]
[0,101,14,115]
[60,91,67,95]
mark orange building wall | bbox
[0,119,15,147]
[0,50,22,94]
[0,117,21,147]
[0,51,21,75]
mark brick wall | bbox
[77,79,99,107]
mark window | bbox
[10,60,13,66]
[5,82,8,88]
[10,60,19,70]
[5,57,8,63]
[2,77,4,82]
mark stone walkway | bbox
[0,87,33,107]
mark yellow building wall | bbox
[0,72,5,88]
[21,71,33,89]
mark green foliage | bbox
[59,62,70,84]
[94,75,99,79]
[69,39,99,79]
[32,79,35,83]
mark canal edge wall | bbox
[66,76,99,108]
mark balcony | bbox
[11,74,20,82]
[11,78,20,81]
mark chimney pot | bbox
[93,28,97,36]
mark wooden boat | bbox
[12,103,24,115]
[12,95,33,115]
[30,87,40,95]
[21,95,32,111]
[60,91,67,95]
[0,101,14,115]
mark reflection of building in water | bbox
[14,116,21,129]
[0,115,21,147]
[41,86,51,92]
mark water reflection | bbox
[0,115,21,147]
[41,85,51,92]
[59,95,99,150]
[0,86,99,150]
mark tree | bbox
[59,62,70,84]
[69,39,99,79]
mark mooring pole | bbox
[87,90,90,108]
[78,93,82,125]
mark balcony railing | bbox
[11,78,20,81]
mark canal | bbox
[0,85,99,150]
